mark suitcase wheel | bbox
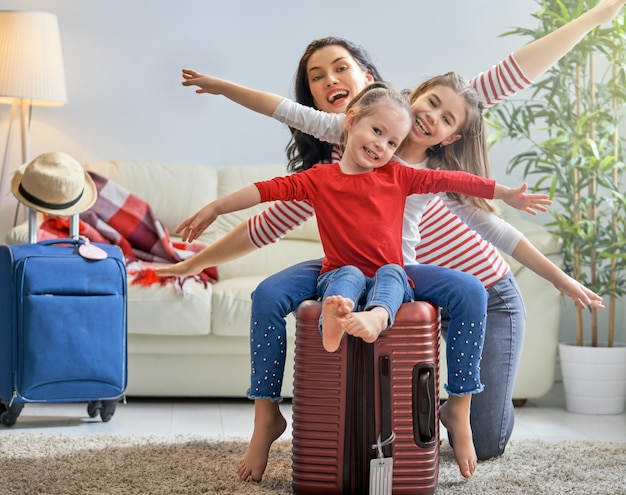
[100,400,117,422]
[87,400,117,422]
[87,401,103,418]
[0,401,24,427]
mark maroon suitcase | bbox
[292,300,441,495]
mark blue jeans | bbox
[248,260,522,460]
[248,259,321,402]
[248,259,487,401]
[410,267,524,459]
[404,264,487,396]
[446,272,526,460]
[316,264,414,332]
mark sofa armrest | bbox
[6,223,26,245]
[5,214,45,245]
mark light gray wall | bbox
[1,0,623,342]
[0,0,535,230]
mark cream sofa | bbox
[6,160,563,401]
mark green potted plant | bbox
[485,0,626,414]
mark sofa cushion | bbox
[127,275,213,336]
[217,237,323,281]
[211,275,299,340]
[83,160,219,239]
[211,276,261,338]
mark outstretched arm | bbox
[183,69,344,143]
[469,0,626,109]
[493,183,552,215]
[513,0,626,80]
[155,222,256,277]
[155,186,262,277]
[436,196,603,308]
[176,184,262,243]
[511,238,605,309]
[182,68,283,116]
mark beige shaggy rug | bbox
[0,434,623,495]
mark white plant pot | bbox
[559,342,626,415]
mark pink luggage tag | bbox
[369,432,395,495]
[78,238,108,260]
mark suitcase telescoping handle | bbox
[28,208,79,244]
[379,355,393,458]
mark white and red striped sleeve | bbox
[468,53,533,110]
[246,199,315,248]
[246,145,342,249]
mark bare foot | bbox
[238,399,287,482]
[343,307,388,343]
[439,397,477,479]
[321,295,354,352]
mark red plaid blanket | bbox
[39,171,218,290]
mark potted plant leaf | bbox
[485,0,626,414]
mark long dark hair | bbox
[286,37,383,173]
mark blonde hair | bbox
[404,72,497,213]
[339,82,411,150]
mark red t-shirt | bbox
[255,161,495,277]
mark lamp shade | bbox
[0,11,67,106]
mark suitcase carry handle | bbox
[38,238,110,261]
[412,363,437,447]
[38,238,84,247]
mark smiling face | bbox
[406,85,466,149]
[306,45,374,114]
[341,105,411,174]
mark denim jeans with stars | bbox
[316,264,414,334]
[247,259,488,402]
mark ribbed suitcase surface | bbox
[292,300,440,495]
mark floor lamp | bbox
[0,11,67,240]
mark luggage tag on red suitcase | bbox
[369,432,395,495]
[78,238,108,260]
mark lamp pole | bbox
[0,98,37,241]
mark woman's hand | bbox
[182,68,225,95]
[153,259,200,278]
[181,68,283,116]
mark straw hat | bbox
[11,152,97,216]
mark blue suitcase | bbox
[0,231,128,426]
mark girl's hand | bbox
[176,203,219,243]
[500,183,552,215]
[553,274,605,310]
